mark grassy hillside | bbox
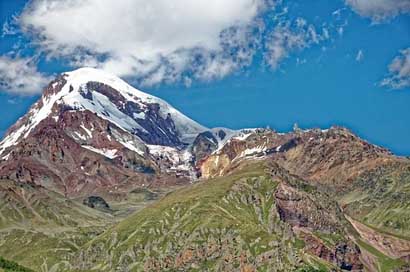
[73,163,357,271]
[0,179,112,229]
[0,179,163,271]
[340,162,410,238]
[0,162,409,271]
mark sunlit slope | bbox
[74,163,362,271]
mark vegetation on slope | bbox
[0,160,409,271]
[73,163,358,271]
[0,256,33,272]
[356,239,406,272]
[341,162,410,238]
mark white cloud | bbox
[355,49,364,62]
[2,21,16,37]
[19,0,266,85]
[380,48,410,90]
[2,15,19,37]
[0,56,51,95]
[346,0,410,22]
[264,19,329,69]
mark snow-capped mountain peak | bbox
[0,67,207,156]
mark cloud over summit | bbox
[0,56,51,95]
[19,0,265,85]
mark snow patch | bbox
[82,145,118,159]
[1,152,11,161]
[80,124,93,138]
[233,132,253,141]
[239,145,267,158]
[118,139,145,156]
[0,123,28,155]
[212,128,258,154]
[72,131,88,141]
[148,144,193,173]
[133,112,145,119]
[62,90,148,133]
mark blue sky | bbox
[0,0,409,155]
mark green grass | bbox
[300,254,334,272]
[358,219,410,241]
[296,265,327,272]
[107,162,270,242]
[0,256,33,272]
[0,227,104,271]
[77,162,314,270]
[294,238,306,249]
[356,239,406,272]
[342,163,410,238]
[313,231,344,248]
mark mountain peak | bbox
[60,67,152,101]
[0,67,206,156]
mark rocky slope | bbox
[0,68,409,271]
[198,127,394,185]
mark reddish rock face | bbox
[275,127,395,188]
[275,182,343,233]
[301,233,363,271]
[270,164,364,271]
[0,122,153,198]
[0,104,197,198]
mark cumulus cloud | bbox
[264,18,329,69]
[345,0,410,22]
[19,0,266,85]
[0,56,51,95]
[380,48,410,90]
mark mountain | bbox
[0,68,409,271]
[0,68,207,198]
